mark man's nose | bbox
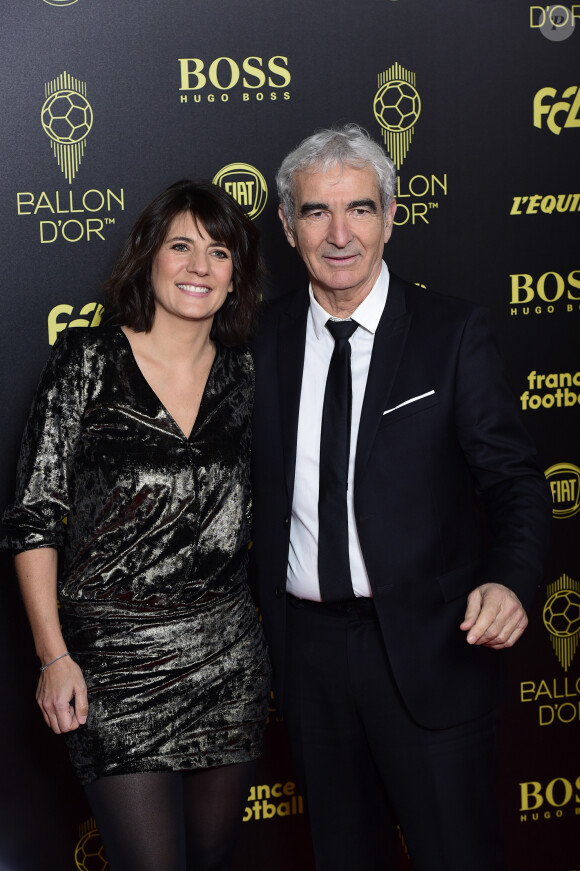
[326,215,351,247]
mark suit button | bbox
[275,586,285,599]
[282,516,289,528]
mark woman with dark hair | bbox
[3,180,271,871]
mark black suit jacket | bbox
[251,273,552,729]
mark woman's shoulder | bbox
[41,327,125,390]
[220,342,253,369]
[217,343,255,389]
[49,325,123,361]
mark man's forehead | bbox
[293,163,380,203]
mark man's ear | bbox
[279,205,296,248]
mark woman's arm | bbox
[15,548,88,734]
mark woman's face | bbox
[151,211,234,328]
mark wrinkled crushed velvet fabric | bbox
[3,327,271,784]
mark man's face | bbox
[279,163,396,308]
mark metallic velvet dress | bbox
[3,326,271,784]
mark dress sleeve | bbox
[2,331,88,553]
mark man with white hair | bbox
[251,124,551,870]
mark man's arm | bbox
[452,305,552,646]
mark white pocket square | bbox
[383,390,436,415]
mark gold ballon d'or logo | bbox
[213,163,268,220]
[373,63,421,170]
[75,819,107,870]
[42,71,93,183]
[543,575,580,671]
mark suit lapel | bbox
[278,291,309,502]
[355,275,412,481]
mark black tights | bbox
[84,762,255,871]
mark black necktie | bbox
[318,319,358,602]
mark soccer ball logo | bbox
[74,828,108,871]
[41,89,93,145]
[543,590,580,638]
[374,80,421,133]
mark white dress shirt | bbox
[287,261,390,600]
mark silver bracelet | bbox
[40,652,70,672]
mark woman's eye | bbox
[211,249,229,259]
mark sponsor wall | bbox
[0,1,577,868]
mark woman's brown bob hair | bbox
[102,179,263,346]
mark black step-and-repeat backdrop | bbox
[0,1,578,868]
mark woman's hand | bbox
[36,655,89,734]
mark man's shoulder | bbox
[252,288,309,337]
[260,288,308,316]
[392,273,487,322]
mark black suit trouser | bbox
[283,595,504,871]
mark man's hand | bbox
[460,583,528,649]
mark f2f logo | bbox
[534,86,580,134]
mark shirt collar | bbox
[309,261,390,339]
